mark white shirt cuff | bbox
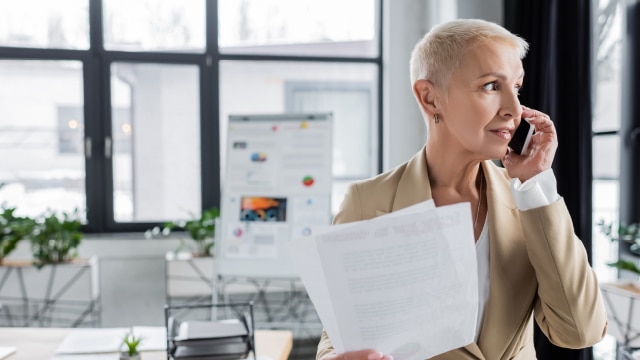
[509,169,561,211]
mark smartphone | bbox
[508,119,534,155]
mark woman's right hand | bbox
[324,349,393,360]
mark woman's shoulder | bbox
[334,161,411,224]
[351,159,411,194]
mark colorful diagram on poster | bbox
[250,152,268,162]
[302,176,315,187]
[240,197,287,222]
[233,141,247,149]
[232,228,243,238]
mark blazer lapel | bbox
[476,161,537,359]
[390,149,485,359]
[391,146,432,212]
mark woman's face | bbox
[439,40,524,160]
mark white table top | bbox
[0,328,293,360]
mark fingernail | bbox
[382,356,394,360]
[368,352,383,360]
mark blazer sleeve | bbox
[317,183,363,360]
[521,198,608,348]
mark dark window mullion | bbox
[102,57,117,231]
[201,0,220,211]
[102,51,205,64]
[83,0,107,232]
[0,47,88,60]
[83,58,106,233]
[217,53,380,64]
[376,0,383,173]
[592,130,619,136]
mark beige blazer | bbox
[317,147,607,360]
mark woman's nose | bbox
[500,90,522,119]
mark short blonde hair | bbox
[410,19,529,89]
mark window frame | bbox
[0,0,383,233]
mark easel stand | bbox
[215,275,322,339]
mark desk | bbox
[0,328,293,360]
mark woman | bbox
[317,19,607,360]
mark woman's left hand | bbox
[502,106,558,182]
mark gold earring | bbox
[434,114,439,124]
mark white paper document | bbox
[132,326,167,351]
[55,328,127,354]
[0,347,15,360]
[52,354,119,360]
[288,201,479,360]
[55,326,167,355]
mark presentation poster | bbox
[219,114,332,269]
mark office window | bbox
[103,0,206,52]
[592,0,622,359]
[592,1,622,357]
[218,0,378,57]
[0,1,89,49]
[0,60,86,219]
[0,1,381,232]
[111,63,201,222]
[592,0,622,283]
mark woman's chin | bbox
[483,148,508,161]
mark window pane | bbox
[111,63,201,222]
[103,0,205,52]
[592,179,619,283]
[220,61,378,213]
[593,0,622,132]
[0,0,89,49]
[593,135,619,180]
[592,2,623,357]
[592,179,619,360]
[218,0,378,57]
[0,60,86,219]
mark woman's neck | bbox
[424,141,483,195]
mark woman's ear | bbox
[412,79,439,116]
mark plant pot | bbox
[0,257,100,327]
[119,352,141,360]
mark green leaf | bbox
[607,259,640,275]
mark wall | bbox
[383,0,503,170]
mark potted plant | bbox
[0,207,35,264]
[0,208,97,327]
[597,220,640,275]
[152,207,220,257]
[29,209,83,269]
[120,331,143,360]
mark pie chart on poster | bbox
[302,176,314,187]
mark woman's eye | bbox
[483,82,498,91]
[515,84,522,96]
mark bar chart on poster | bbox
[218,113,333,278]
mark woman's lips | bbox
[490,128,513,140]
